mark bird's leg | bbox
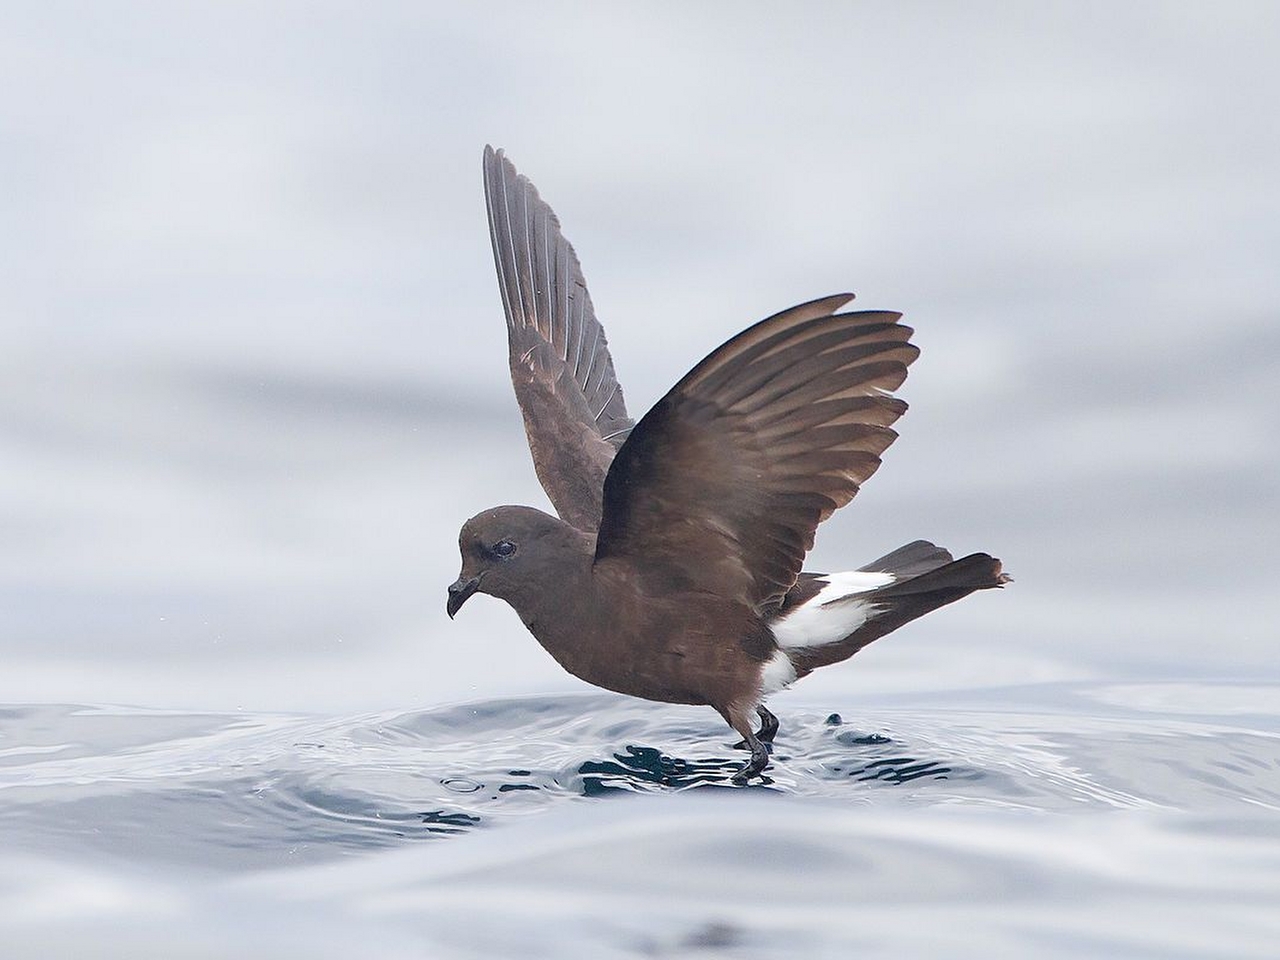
[732,705,780,749]
[723,706,771,784]
[755,705,779,744]
[732,731,770,784]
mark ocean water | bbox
[3,682,1280,957]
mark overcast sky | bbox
[2,2,1277,710]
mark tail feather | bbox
[872,552,1009,598]
[858,539,954,579]
[787,551,1009,677]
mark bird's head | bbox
[447,505,583,618]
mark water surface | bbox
[3,681,1278,957]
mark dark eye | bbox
[491,539,517,559]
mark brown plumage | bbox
[481,146,631,532]
[448,147,1009,782]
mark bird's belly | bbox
[528,600,766,708]
[542,631,711,705]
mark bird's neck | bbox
[503,531,614,682]
[504,528,597,639]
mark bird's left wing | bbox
[484,146,633,532]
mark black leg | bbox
[732,704,780,750]
[719,704,773,782]
[731,730,770,784]
[756,705,779,744]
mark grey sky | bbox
[1,2,1277,710]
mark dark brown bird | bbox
[448,146,1009,782]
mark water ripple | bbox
[1,683,1278,869]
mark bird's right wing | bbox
[484,146,633,532]
[594,295,918,612]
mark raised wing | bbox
[483,146,634,532]
[594,294,918,612]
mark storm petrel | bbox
[448,147,1008,782]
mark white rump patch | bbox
[770,570,895,650]
[759,649,798,696]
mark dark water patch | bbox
[820,727,981,785]
[850,757,954,783]
[835,730,892,745]
[418,810,482,833]
[575,746,750,795]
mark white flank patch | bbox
[770,570,895,650]
[760,649,798,696]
